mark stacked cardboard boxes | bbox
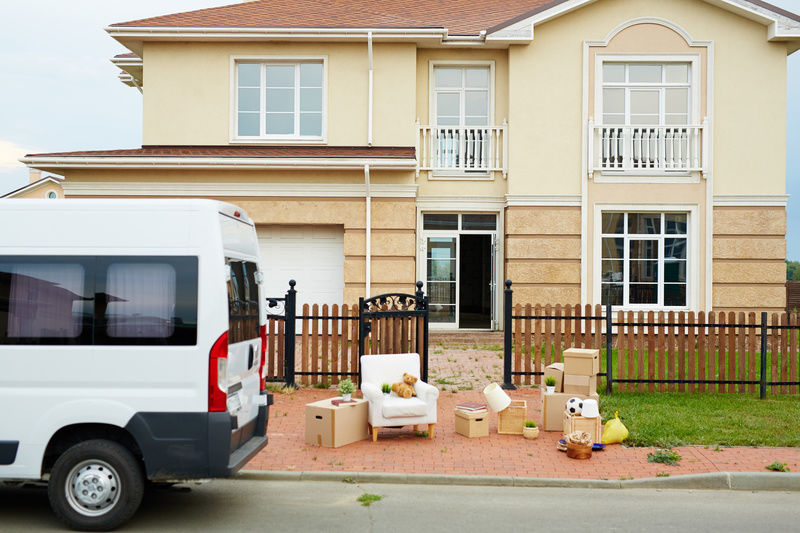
[541,348,601,434]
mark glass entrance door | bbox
[422,213,497,329]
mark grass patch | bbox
[647,448,682,466]
[765,461,790,472]
[435,378,456,385]
[357,493,382,507]
[600,393,800,447]
[415,430,429,438]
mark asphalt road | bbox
[1,479,798,532]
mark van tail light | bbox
[209,331,229,412]
[259,325,267,391]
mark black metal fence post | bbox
[283,280,297,388]
[760,311,768,400]
[606,301,613,395]
[415,281,429,382]
[502,279,516,390]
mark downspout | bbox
[364,164,372,298]
[367,31,374,146]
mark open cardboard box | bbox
[542,391,599,431]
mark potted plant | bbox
[523,420,539,439]
[381,383,391,396]
[339,378,356,402]
[544,376,556,394]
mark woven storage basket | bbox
[566,442,593,460]
[497,400,527,435]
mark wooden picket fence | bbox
[265,303,427,385]
[509,302,800,395]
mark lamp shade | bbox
[581,398,600,418]
[482,382,512,412]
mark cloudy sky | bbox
[0,0,798,255]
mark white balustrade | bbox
[589,122,705,176]
[416,122,507,178]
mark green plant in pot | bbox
[544,376,557,394]
[523,420,539,439]
[381,383,391,396]
[339,378,356,401]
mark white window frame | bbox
[593,54,701,182]
[427,60,495,181]
[230,55,328,144]
[593,203,699,312]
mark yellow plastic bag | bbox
[601,411,629,444]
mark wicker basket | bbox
[565,441,593,460]
[497,400,527,435]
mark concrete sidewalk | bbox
[246,388,800,485]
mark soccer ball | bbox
[566,397,583,415]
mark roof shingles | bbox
[26,145,416,159]
[110,0,557,36]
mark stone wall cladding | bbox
[505,206,581,305]
[712,206,786,314]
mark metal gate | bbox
[264,281,429,386]
[358,281,430,381]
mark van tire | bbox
[48,439,144,531]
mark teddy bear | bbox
[391,373,418,399]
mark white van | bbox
[0,199,272,530]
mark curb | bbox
[237,470,800,491]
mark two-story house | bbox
[22,0,800,330]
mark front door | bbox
[422,213,496,329]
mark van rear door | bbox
[225,259,262,445]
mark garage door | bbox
[257,225,345,306]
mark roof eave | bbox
[22,155,418,172]
[105,26,453,56]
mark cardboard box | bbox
[305,397,369,448]
[497,399,527,435]
[544,362,564,392]
[562,411,602,443]
[542,392,599,432]
[563,373,598,395]
[563,348,600,376]
[454,409,489,438]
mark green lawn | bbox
[599,392,800,448]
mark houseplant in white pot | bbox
[545,376,556,394]
[339,378,356,402]
[523,420,539,439]
[381,383,391,397]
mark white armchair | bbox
[360,353,439,441]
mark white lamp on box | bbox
[581,398,600,418]
[482,383,512,412]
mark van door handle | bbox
[248,345,255,368]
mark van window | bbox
[227,260,259,344]
[0,258,93,344]
[105,263,177,338]
[95,257,198,346]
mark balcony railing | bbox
[588,118,707,178]
[416,120,508,178]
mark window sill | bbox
[428,171,495,181]
[230,137,327,145]
[591,171,700,184]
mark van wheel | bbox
[48,439,144,531]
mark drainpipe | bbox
[364,164,372,298]
[367,31,373,146]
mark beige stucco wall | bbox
[505,206,581,304]
[713,206,786,313]
[508,0,788,196]
[143,41,417,147]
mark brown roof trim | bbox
[26,145,416,159]
[485,0,570,34]
[748,0,800,22]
